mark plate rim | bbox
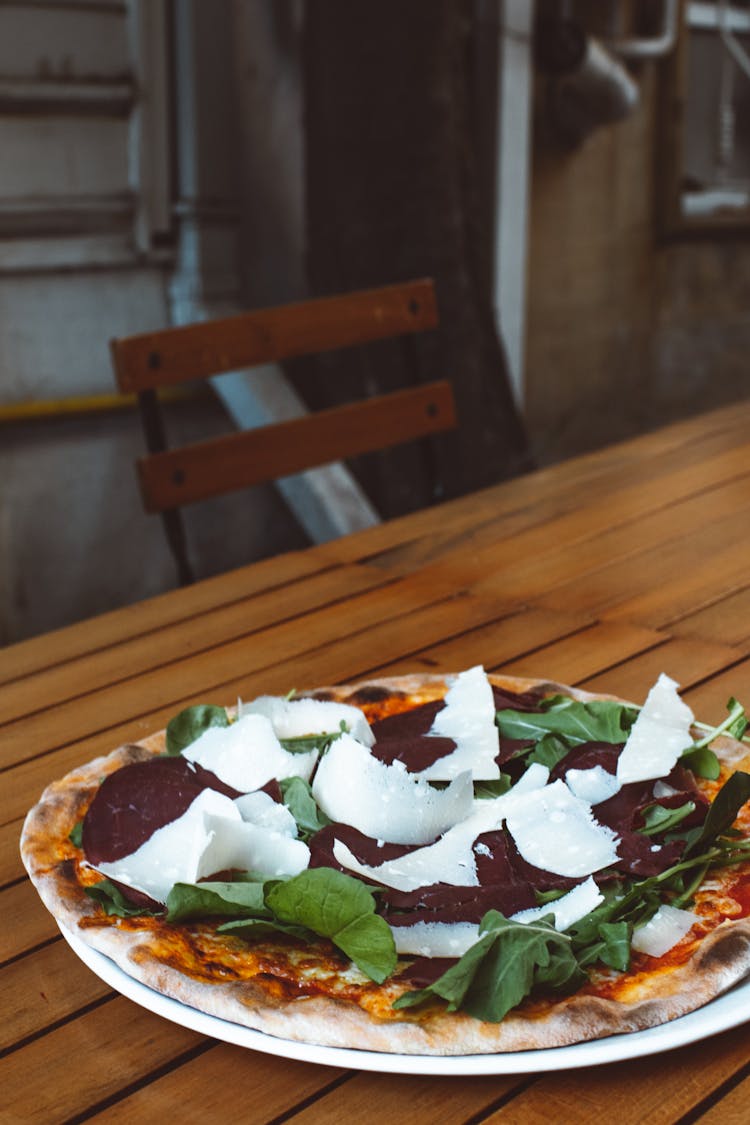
[59,924,750,1076]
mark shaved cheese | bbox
[201,815,310,879]
[565,765,621,805]
[95,788,309,903]
[332,766,551,891]
[241,695,373,747]
[631,904,698,957]
[234,790,298,837]
[182,712,317,791]
[421,665,501,780]
[511,876,603,931]
[391,921,480,957]
[312,732,474,844]
[617,674,694,785]
[505,779,620,877]
[95,789,242,904]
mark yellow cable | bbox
[0,387,200,424]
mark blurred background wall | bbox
[1,0,749,644]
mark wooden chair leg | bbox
[161,508,194,586]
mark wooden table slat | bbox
[0,997,205,1124]
[0,548,331,689]
[481,1024,750,1125]
[0,562,394,729]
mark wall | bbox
[524,62,750,465]
[0,0,308,645]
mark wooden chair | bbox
[110,278,456,584]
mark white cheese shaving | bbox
[565,765,621,805]
[233,790,298,837]
[420,665,501,780]
[312,732,474,844]
[332,766,551,891]
[200,815,310,879]
[616,673,695,785]
[390,920,481,958]
[95,789,242,904]
[182,712,317,791]
[505,779,620,877]
[631,904,698,958]
[511,876,604,931]
[95,788,310,903]
[240,695,374,747]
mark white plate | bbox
[60,925,750,1075]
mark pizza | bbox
[20,668,750,1056]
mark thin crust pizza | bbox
[20,669,750,1055]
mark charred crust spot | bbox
[697,930,750,972]
[60,859,78,883]
[348,686,405,705]
[120,743,155,765]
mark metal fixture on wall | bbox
[535,12,640,147]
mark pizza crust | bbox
[20,672,750,1055]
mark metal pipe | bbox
[603,0,679,59]
[0,387,197,425]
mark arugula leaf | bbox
[724,698,748,741]
[218,918,313,942]
[574,920,632,972]
[496,698,635,747]
[279,776,332,839]
[165,877,269,923]
[693,697,748,747]
[684,771,750,857]
[680,746,720,780]
[266,868,397,983]
[166,705,230,755]
[84,879,160,917]
[279,731,341,756]
[525,733,571,771]
[68,820,83,848]
[684,699,748,780]
[638,801,696,837]
[394,911,583,1022]
[166,868,396,982]
[473,775,513,799]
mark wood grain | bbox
[111,278,438,392]
[6,400,750,1124]
[138,383,455,512]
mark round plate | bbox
[60,925,750,1075]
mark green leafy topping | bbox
[266,868,397,983]
[218,917,312,942]
[638,801,696,837]
[684,771,750,858]
[279,776,332,839]
[680,697,749,778]
[473,775,513,799]
[279,728,343,756]
[496,697,636,749]
[163,867,397,984]
[84,879,160,917]
[394,911,584,1022]
[525,733,571,771]
[68,820,83,848]
[679,746,720,780]
[165,705,230,756]
[165,876,269,923]
[692,697,748,748]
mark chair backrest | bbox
[110,278,456,584]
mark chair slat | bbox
[112,278,438,393]
[137,381,455,513]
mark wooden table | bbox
[4,401,750,1124]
